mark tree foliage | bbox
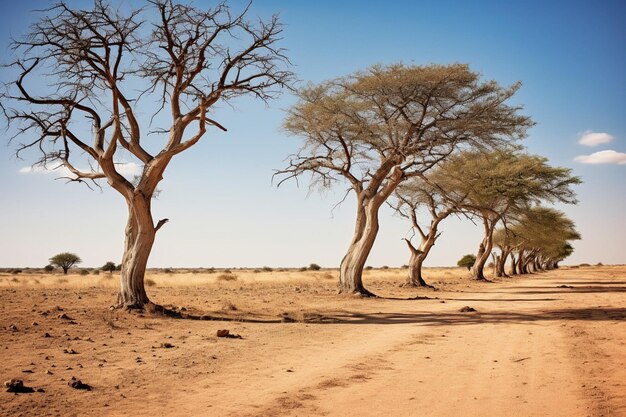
[457,254,476,270]
[432,149,580,279]
[102,261,117,273]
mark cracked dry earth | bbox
[1,266,625,417]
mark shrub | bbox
[381,265,389,269]
[457,254,476,270]
[79,269,90,276]
[401,265,409,269]
[596,262,603,266]
[163,268,174,274]
[92,270,100,275]
[102,261,117,273]
[308,263,321,271]
[11,269,22,274]
[44,264,55,273]
[365,266,373,271]
[145,278,157,287]
[253,269,261,273]
[217,273,238,281]
[262,266,273,272]
[579,263,590,267]
[299,266,308,272]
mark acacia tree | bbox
[436,150,580,280]
[277,63,532,296]
[2,1,292,308]
[501,207,580,274]
[50,252,82,274]
[457,254,476,270]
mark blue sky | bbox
[0,0,624,268]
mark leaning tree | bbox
[277,63,532,296]
[2,1,292,308]
[434,150,580,280]
[501,206,580,274]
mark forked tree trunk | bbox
[117,194,157,308]
[403,239,430,287]
[496,249,510,277]
[338,165,403,296]
[339,198,382,296]
[402,210,449,287]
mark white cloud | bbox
[115,162,141,176]
[574,150,626,165]
[578,130,614,146]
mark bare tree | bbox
[276,64,532,295]
[2,1,292,308]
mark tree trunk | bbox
[496,249,510,277]
[117,194,157,308]
[510,254,518,275]
[403,239,432,287]
[339,199,379,296]
[471,215,498,281]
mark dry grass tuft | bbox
[217,273,238,282]
[145,278,157,287]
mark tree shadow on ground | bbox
[321,307,626,326]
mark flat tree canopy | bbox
[1,0,292,308]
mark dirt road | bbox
[1,267,624,416]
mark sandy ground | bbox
[1,265,624,417]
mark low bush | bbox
[308,263,321,271]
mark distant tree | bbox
[277,63,532,296]
[2,1,292,308]
[309,263,322,271]
[435,150,580,280]
[43,264,54,273]
[102,262,117,274]
[457,254,476,271]
[49,252,81,274]
[496,207,580,275]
